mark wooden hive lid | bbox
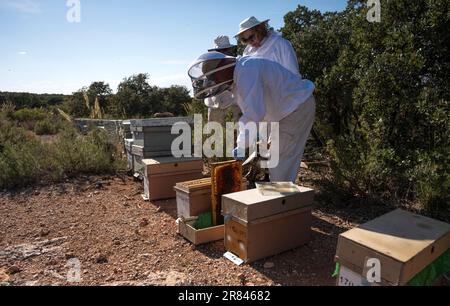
[339,209,450,263]
[175,178,212,192]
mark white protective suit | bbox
[233,56,316,182]
[243,29,300,77]
[204,90,241,124]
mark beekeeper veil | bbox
[188,52,236,99]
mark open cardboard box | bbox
[178,218,224,246]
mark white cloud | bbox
[0,0,42,14]
[18,51,27,55]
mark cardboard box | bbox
[174,178,248,219]
[178,219,224,246]
[222,187,315,263]
[143,157,203,201]
[335,209,450,286]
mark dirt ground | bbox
[0,171,447,286]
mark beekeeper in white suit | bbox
[188,52,316,183]
[236,16,300,76]
[204,36,241,124]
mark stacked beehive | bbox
[129,117,195,177]
[127,117,203,201]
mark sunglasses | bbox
[240,33,256,44]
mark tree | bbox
[65,89,90,118]
[111,73,157,118]
[159,85,192,115]
[282,0,449,217]
[87,82,112,112]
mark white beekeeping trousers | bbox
[268,95,316,183]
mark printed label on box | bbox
[338,266,380,287]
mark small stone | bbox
[40,229,50,237]
[238,273,247,285]
[65,253,76,260]
[94,254,108,264]
[139,218,149,227]
[6,266,21,275]
[263,262,275,269]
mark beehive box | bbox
[174,178,248,218]
[335,209,450,286]
[122,120,132,139]
[178,219,224,246]
[131,144,174,177]
[130,117,193,150]
[143,157,203,201]
[222,186,315,263]
[124,139,134,172]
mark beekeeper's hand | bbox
[232,147,245,161]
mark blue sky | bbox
[0,0,347,94]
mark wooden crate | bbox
[222,187,315,263]
[174,178,248,218]
[335,209,450,286]
[178,219,224,246]
[143,157,203,201]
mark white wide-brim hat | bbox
[235,16,270,37]
[208,35,236,52]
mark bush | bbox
[0,119,124,189]
[34,119,60,135]
[282,0,449,218]
[11,108,47,122]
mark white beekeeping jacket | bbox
[204,90,235,109]
[233,56,315,149]
[243,30,301,77]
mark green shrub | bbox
[34,119,60,135]
[11,108,47,122]
[282,0,449,218]
[0,121,124,190]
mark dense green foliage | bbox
[282,0,449,217]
